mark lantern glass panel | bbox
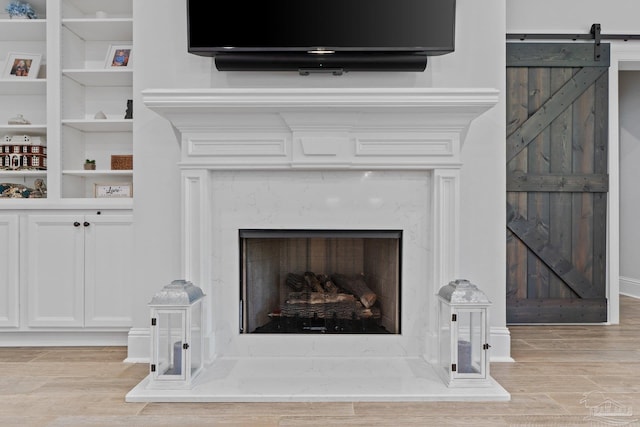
[457,310,482,374]
[157,311,186,377]
[438,299,452,374]
[190,301,202,376]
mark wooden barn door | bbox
[506,43,609,323]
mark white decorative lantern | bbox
[437,279,492,387]
[148,279,205,389]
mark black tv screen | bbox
[187,0,456,55]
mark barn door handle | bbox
[83,221,90,227]
[73,222,81,227]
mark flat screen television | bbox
[187,0,456,73]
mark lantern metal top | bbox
[438,279,491,305]
[149,279,205,306]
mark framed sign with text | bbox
[94,183,133,198]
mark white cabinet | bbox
[26,213,133,328]
[0,215,19,328]
[26,214,84,327]
[84,214,133,327]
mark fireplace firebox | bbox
[240,229,401,334]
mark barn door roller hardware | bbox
[507,23,640,61]
[592,23,602,61]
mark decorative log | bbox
[286,292,355,304]
[280,298,380,320]
[323,280,339,294]
[286,273,306,292]
[331,273,377,308]
[304,271,325,293]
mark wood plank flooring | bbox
[1,295,639,426]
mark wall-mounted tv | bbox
[187,0,456,73]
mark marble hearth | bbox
[126,88,509,402]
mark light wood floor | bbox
[1,296,639,427]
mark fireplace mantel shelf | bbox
[143,87,499,113]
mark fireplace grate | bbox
[253,315,391,334]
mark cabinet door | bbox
[84,215,133,327]
[26,215,84,327]
[0,215,19,328]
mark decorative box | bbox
[111,154,133,170]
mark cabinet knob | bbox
[73,222,81,227]
[83,221,90,227]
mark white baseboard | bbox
[490,326,514,362]
[0,331,128,347]
[125,327,150,363]
[620,276,640,299]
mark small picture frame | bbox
[2,52,42,79]
[94,183,133,198]
[104,44,132,68]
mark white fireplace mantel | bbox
[128,87,509,403]
[142,88,499,170]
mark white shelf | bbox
[0,79,46,95]
[0,197,133,210]
[62,69,132,86]
[63,0,132,17]
[0,170,47,178]
[59,197,133,208]
[62,18,132,41]
[0,19,46,40]
[62,169,133,177]
[62,119,132,132]
[0,125,47,135]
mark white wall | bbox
[506,0,640,33]
[130,0,509,359]
[619,72,640,298]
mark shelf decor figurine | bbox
[84,159,96,170]
[5,1,37,19]
[124,99,133,119]
[0,178,46,198]
[7,114,30,125]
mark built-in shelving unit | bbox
[0,0,48,197]
[0,0,135,344]
[60,0,133,201]
[0,0,133,205]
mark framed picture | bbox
[94,183,133,198]
[2,52,41,79]
[104,44,132,68]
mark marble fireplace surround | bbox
[127,88,510,402]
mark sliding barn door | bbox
[506,43,609,323]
